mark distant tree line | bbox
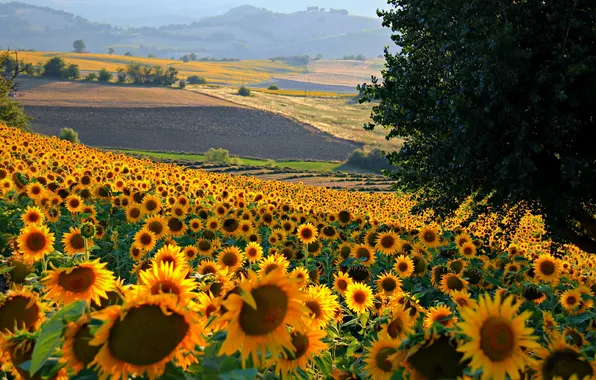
[305,7,349,15]
[269,55,322,65]
[339,54,367,61]
[179,53,239,63]
[345,148,393,173]
[115,63,178,86]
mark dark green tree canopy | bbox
[73,39,86,53]
[362,0,596,251]
[0,50,31,129]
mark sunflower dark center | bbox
[205,304,217,318]
[151,280,180,295]
[247,248,258,257]
[69,199,80,209]
[463,246,474,256]
[398,262,409,272]
[353,291,366,304]
[73,324,101,366]
[198,240,211,251]
[340,246,351,259]
[542,348,593,380]
[337,279,348,291]
[140,233,153,246]
[145,200,157,211]
[323,226,335,237]
[566,330,583,347]
[58,267,96,293]
[69,234,85,250]
[566,296,578,306]
[129,208,141,218]
[446,276,464,291]
[480,317,515,362]
[539,261,556,276]
[375,347,397,372]
[289,331,310,360]
[26,232,46,252]
[423,231,436,243]
[27,213,40,223]
[381,236,395,249]
[223,219,239,233]
[305,300,322,318]
[450,261,463,273]
[387,317,404,339]
[407,336,468,379]
[300,228,313,239]
[265,264,280,275]
[221,251,239,267]
[239,285,288,336]
[201,265,217,275]
[356,247,371,261]
[108,305,189,365]
[165,218,183,233]
[381,277,397,292]
[0,296,40,333]
[148,221,164,236]
[307,241,320,253]
[456,297,469,307]
[160,257,175,266]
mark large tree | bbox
[0,50,31,129]
[73,40,86,53]
[361,0,596,252]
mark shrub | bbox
[179,80,187,89]
[237,86,251,96]
[345,148,392,173]
[204,148,239,165]
[64,64,80,80]
[59,128,80,144]
[267,84,280,90]
[42,57,66,78]
[124,52,133,57]
[84,72,97,81]
[187,75,207,85]
[98,68,113,82]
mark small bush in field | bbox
[237,86,251,96]
[59,128,80,144]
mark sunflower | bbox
[375,231,400,255]
[382,303,414,341]
[560,288,582,314]
[458,242,477,259]
[376,272,402,296]
[6,253,34,285]
[189,218,203,233]
[244,242,264,263]
[182,246,198,261]
[423,305,457,330]
[450,289,477,310]
[62,227,88,256]
[144,216,169,240]
[333,271,353,296]
[440,273,469,295]
[418,226,440,248]
[141,194,161,215]
[152,244,189,271]
[394,255,414,278]
[221,217,241,236]
[125,204,144,224]
[197,238,216,257]
[258,253,290,276]
[65,194,84,213]
[1,334,69,380]
[17,223,55,262]
[297,223,318,245]
[42,259,116,305]
[456,292,540,380]
[21,205,44,225]
[455,232,472,248]
[345,282,373,314]
[405,334,469,380]
[363,335,399,380]
[273,326,328,379]
[0,288,44,334]
[563,327,588,348]
[534,254,560,285]
[533,332,595,380]
[303,285,338,328]
[290,266,310,288]
[217,246,245,272]
[62,314,102,374]
[218,269,309,367]
[133,228,157,253]
[350,244,375,267]
[541,310,559,332]
[167,216,187,237]
[197,260,223,276]
[205,217,221,232]
[138,262,196,302]
[90,292,204,380]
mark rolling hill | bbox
[0,2,394,59]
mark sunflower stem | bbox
[84,238,89,261]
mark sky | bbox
[3,0,391,26]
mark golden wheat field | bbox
[17,52,307,85]
[0,124,594,379]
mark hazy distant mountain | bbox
[0,2,394,59]
[0,0,390,27]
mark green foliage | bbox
[97,68,113,82]
[361,0,596,252]
[205,148,241,165]
[0,50,31,129]
[267,84,279,90]
[187,75,207,85]
[72,39,86,53]
[59,127,80,144]
[340,54,366,61]
[42,58,80,79]
[237,86,251,97]
[345,148,391,173]
[108,47,115,55]
[124,52,133,57]
[179,79,187,89]
[84,72,97,81]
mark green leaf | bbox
[30,300,87,376]
[158,362,201,380]
[0,266,14,275]
[218,368,258,380]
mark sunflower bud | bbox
[81,222,96,238]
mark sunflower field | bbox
[0,124,594,380]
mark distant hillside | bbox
[0,2,393,59]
